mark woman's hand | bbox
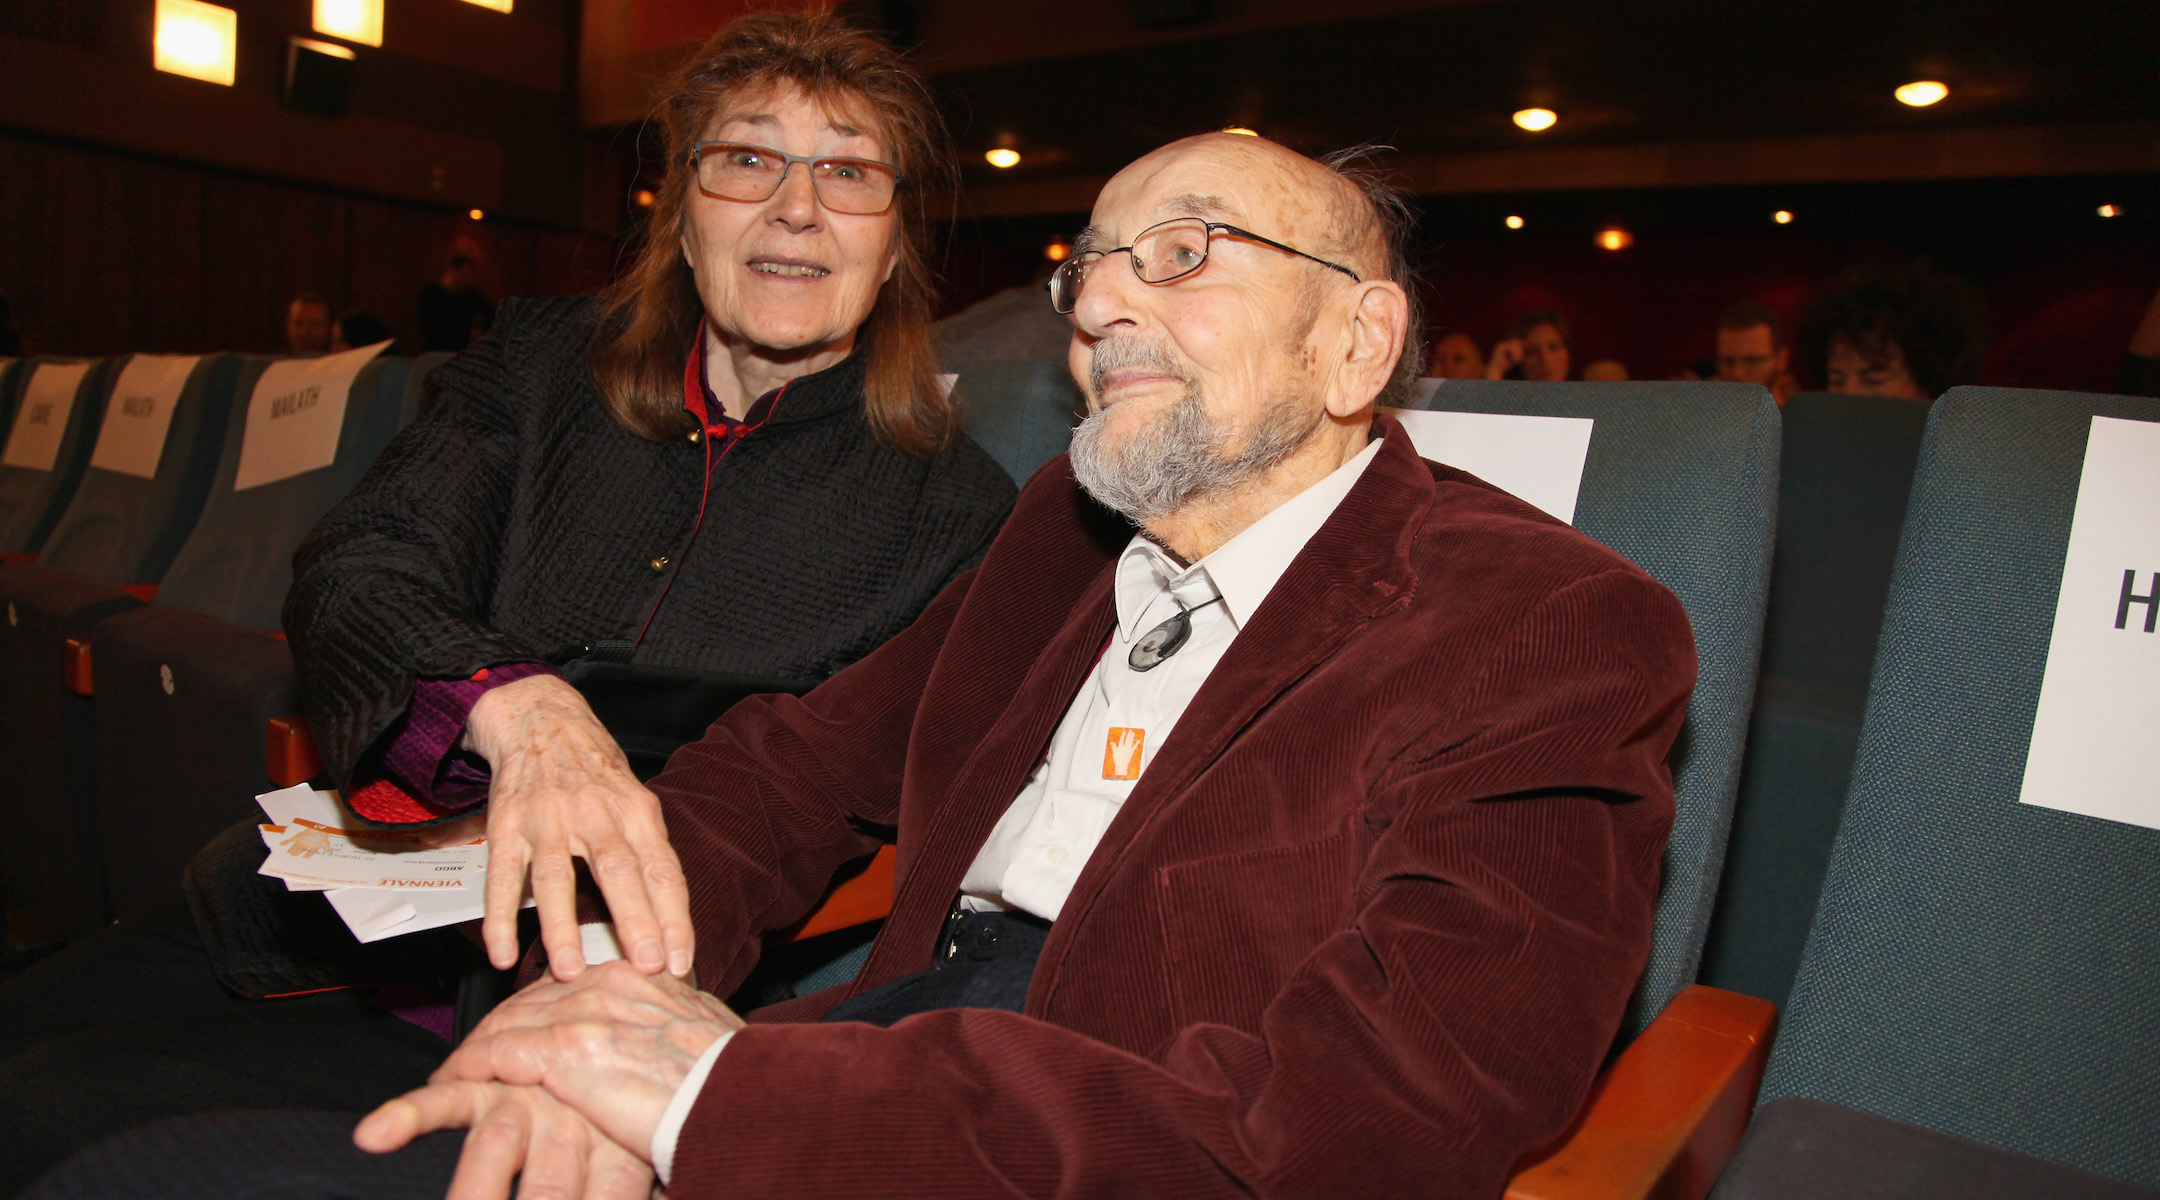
[1485,337,1525,379]
[465,674,695,981]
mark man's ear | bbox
[1326,281,1409,418]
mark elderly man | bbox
[32,134,1694,1200]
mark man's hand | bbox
[465,674,695,980]
[1484,337,1526,379]
[425,961,744,1161]
[355,1078,654,1200]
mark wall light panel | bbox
[462,0,515,10]
[315,0,383,47]
[154,0,238,87]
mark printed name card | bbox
[89,354,201,479]
[2019,415,2160,831]
[2,361,94,472]
[231,341,389,491]
[1383,407,1596,525]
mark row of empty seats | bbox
[1,347,2153,1194]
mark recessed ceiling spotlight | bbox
[2098,204,2121,218]
[1513,107,1558,132]
[1221,126,1259,136]
[1044,242,1072,262]
[1773,210,1794,225]
[985,148,1021,168]
[467,208,484,220]
[1505,215,1525,230]
[1596,227,1633,252]
[1895,80,1949,107]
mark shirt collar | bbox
[1111,435,1385,640]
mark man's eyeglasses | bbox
[687,141,901,216]
[1047,217,1360,314]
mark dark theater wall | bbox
[0,131,619,357]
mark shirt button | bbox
[1046,846,1070,866]
[649,556,670,571]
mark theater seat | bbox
[91,349,416,920]
[0,355,242,941]
[0,358,114,557]
[947,359,1085,486]
[1699,392,1930,1007]
[1710,387,2160,1195]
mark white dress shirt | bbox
[646,437,1384,1181]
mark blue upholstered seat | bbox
[0,359,114,556]
[1735,387,2160,1191]
[1404,378,1781,1036]
[949,359,1085,487]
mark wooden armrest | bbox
[1505,985,1778,1200]
[790,844,897,941]
[266,714,325,788]
[65,638,94,695]
[122,583,158,602]
[0,553,35,565]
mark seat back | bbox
[1403,379,1781,1036]
[949,359,1083,486]
[155,348,412,629]
[1759,387,2160,1189]
[0,358,114,555]
[1699,392,1931,1005]
[405,351,455,424]
[36,355,241,585]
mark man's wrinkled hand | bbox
[355,1078,653,1200]
[465,674,695,981]
[430,961,745,1161]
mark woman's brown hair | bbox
[587,11,959,455]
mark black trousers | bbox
[0,906,454,1196]
[21,909,1054,1199]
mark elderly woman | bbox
[0,14,1012,1191]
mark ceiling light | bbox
[1596,227,1633,252]
[2098,204,2121,218]
[1773,210,1794,225]
[1505,215,1525,230]
[468,208,484,220]
[1221,126,1259,137]
[460,0,513,10]
[1513,107,1558,132]
[1044,242,1072,262]
[154,0,238,86]
[985,148,1021,169]
[314,0,383,46]
[1895,80,1948,107]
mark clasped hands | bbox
[357,961,745,1199]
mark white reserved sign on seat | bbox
[89,354,200,479]
[2020,414,2160,831]
[3,361,94,472]
[1383,406,1595,525]
[232,341,388,491]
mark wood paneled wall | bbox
[0,131,620,357]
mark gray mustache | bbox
[1088,338,1191,400]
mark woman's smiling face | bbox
[679,84,902,358]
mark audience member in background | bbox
[330,310,392,353]
[1714,301,1795,403]
[417,255,497,353]
[932,265,1072,363]
[2119,284,2160,398]
[285,292,334,356]
[1426,328,1484,378]
[1486,309,1572,381]
[0,14,1016,1191]
[1800,262,1985,400]
[0,294,22,357]
[1582,358,1628,382]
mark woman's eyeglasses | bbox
[687,142,901,216]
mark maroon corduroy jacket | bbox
[650,414,1697,1199]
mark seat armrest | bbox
[65,637,94,694]
[790,844,897,941]
[122,583,158,602]
[0,553,35,565]
[1506,985,1778,1200]
[266,714,325,788]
